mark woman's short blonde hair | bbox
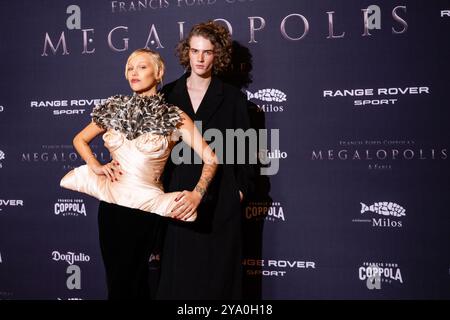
[125,48,165,82]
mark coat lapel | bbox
[170,74,224,127]
[169,73,196,120]
[195,76,224,126]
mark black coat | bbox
[157,73,253,300]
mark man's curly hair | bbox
[176,21,232,75]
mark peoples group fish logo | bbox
[246,89,287,102]
[246,88,287,113]
[360,202,406,217]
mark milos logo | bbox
[353,201,405,228]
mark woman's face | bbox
[188,35,215,78]
[127,53,159,96]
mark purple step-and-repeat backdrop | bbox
[1,0,450,299]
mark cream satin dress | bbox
[60,95,196,221]
[60,128,195,221]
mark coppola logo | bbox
[243,258,316,277]
[352,201,405,228]
[247,88,286,113]
[52,251,90,265]
[323,86,430,107]
[30,98,107,116]
[21,145,110,170]
[54,199,87,217]
[311,139,447,170]
[359,262,403,290]
[245,201,285,222]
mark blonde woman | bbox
[60,48,217,299]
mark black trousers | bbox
[98,201,164,300]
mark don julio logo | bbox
[359,262,403,290]
[247,88,286,113]
[54,199,86,217]
[52,251,90,265]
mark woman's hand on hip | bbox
[171,190,202,221]
[88,161,122,182]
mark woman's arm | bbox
[73,122,121,182]
[170,112,218,221]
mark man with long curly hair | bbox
[157,21,253,300]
